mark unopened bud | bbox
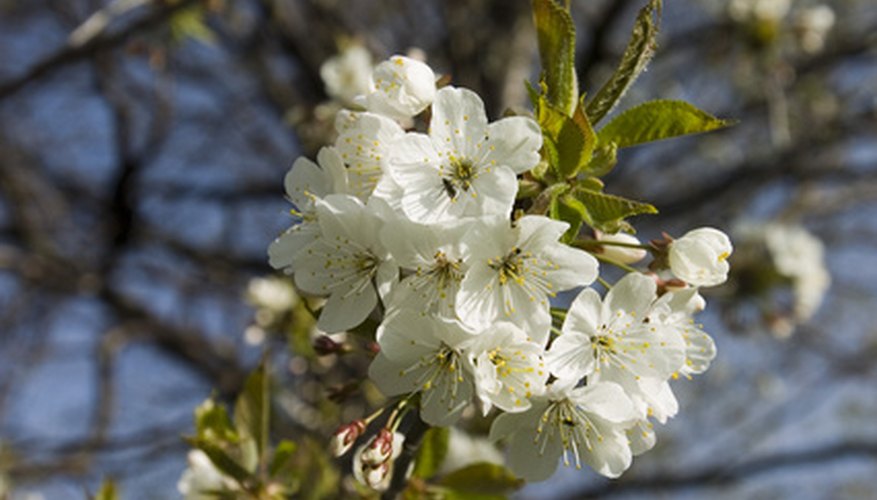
[362,428,394,466]
[352,430,405,491]
[313,335,345,356]
[363,462,392,491]
[329,419,366,457]
[597,232,648,264]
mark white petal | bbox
[317,284,377,332]
[284,156,328,209]
[464,166,518,217]
[604,273,657,319]
[571,382,637,424]
[542,244,599,290]
[267,223,319,271]
[564,287,603,336]
[545,331,595,382]
[430,87,488,157]
[480,116,543,174]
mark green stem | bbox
[594,253,639,273]
[597,276,612,289]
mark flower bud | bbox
[597,232,648,264]
[352,430,405,491]
[356,55,436,120]
[361,428,394,466]
[668,227,733,287]
[313,335,345,356]
[329,419,366,457]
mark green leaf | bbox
[597,99,734,148]
[188,438,254,486]
[269,439,298,478]
[585,0,662,125]
[413,427,449,479]
[234,363,270,464]
[549,189,586,243]
[537,96,596,179]
[532,0,578,114]
[194,397,238,443]
[440,463,524,495]
[170,5,216,45]
[584,142,618,177]
[93,479,119,500]
[571,187,658,233]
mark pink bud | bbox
[313,335,344,355]
[361,428,394,466]
[329,419,366,457]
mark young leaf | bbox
[188,438,254,486]
[537,96,596,179]
[597,99,734,148]
[439,463,524,495]
[234,363,270,462]
[412,427,450,479]
[549,190,586,243]
[93,479,119,500]
[572,187,657,233]
[585,0,662,124]
[194,397,238,443]
[584,141,618,177]
[532,0,578,114]
[269,439,298,478]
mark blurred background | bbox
[0,0,875,498]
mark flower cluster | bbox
[269,53,730,485]
[732,221,830,337]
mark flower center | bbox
[535,399,601,470]
[442,158,477,199]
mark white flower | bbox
[246,276,298,312]
[597,232,648,264]
[356,55,436,121]
[545,273,686,387]
[368,310,476,426]
[795,5,835,54]
[668,227,733,287]
[649,287,717,377]
[457,216,598,345]
[177,450,237,499]
[439,428,504,475]
[320,44,373,105]
[379,217,469,318]
[729,0,790,23]
[292,194,397,333]
[386,86,542,223]
[466,322,548,414]
[268,147,348,271]
[763,223,830,321]
[334,110,404,200]
[489,381,638,481]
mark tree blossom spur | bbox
[268,147,348,272]
[456,215,598,345]
[489,381,638,481]
[466,322,548,415]
[291,194,397,333]
[379,217,469,318]
[386,86,542,223]
[545,273,686,388]
[368,310,477,426]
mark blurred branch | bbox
[567,440,877,498]
[0,0,199,100]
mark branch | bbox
[565,440,877,498]
[0,0,199,99]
